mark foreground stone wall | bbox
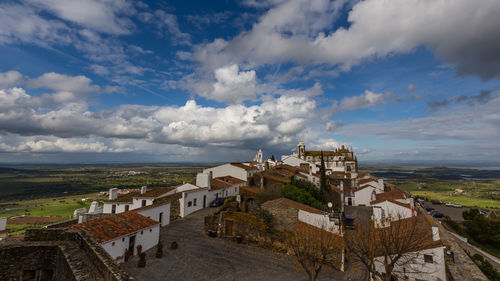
[261,204,298,231]
[1,228,135,281]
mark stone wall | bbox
[261,204,298,231]
[0,243,59,281]
[21,228,134,281]
[46,219,78,228]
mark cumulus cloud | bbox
[0,71,23,88]
[339,90,392,110]
[210,64,258,103]
[192,0,500,80]
[0,86,319,150]
[25,0,135,35]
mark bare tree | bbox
[345,215,440,281]
[287,222,344,281]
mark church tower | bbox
[297,141,305,159]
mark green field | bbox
[410,191,500,209]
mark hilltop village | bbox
[0,142,478,281]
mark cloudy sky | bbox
[0,0,499,163]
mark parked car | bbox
[431,200,443,205]
[432,211,444,218]
[209,197,225,207]
[445,202,452,207]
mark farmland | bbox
[0,164,208,235]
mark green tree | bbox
[281,184,324,210]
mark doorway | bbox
[203,195,206,207]
[225,219,234,236]
[128,235,136,255]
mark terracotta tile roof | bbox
[106,187,174,202]
[210,178,232,190]
[132,200,171,212]
[295,173,307,179]
[240,186,260,196]
[262,173,292,183]
[353,184,374,192]
[67,212,159,243]
[262,198,324,215]
[214,176,246,185]
[370,198,411,209]
[230,163,258,171]
[357,178,377,185]
[375,189,408,201]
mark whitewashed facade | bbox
[297,210,341,235]
[179,188,209,217]
[136,203,171,227]
[373,226,445,281]
[102,223,160,262]
[203,163,257,182]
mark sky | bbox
[0,0,499,163]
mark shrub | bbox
[281,184,324,210]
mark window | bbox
[194,198,197,206]
[122,237,125,242]
[424,254,433,263]
[142,200,146,207]
[226,191,228,196]
[111,204,116,214]
[141,231,143,235]
[125,205,129,211]
[149,229,152,232]
[188,201,192,207]
[112,242,115,246]
[235,187,237,192]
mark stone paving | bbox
[123,208,348,281]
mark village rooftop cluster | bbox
[0,142,449,281]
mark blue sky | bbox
[0,0,499,163]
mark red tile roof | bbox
[330,184,343,194]
[106,187,174,202]
[375,189,408,201]
[68,212,159,243]
[370,198,411,209]
[230,163,258,171]
[214,176,246,185]
[262,198,324,215]
[357,178,377,185]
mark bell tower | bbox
[297,141,305,159]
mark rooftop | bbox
[262,198,324,215]
[230,163,258,171]
[107,187,174,203]
[68,212,159,243]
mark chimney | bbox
[196,173,210,188]
[89,201,98,213]
[109,188,118,200]
[432,225,440,241]
[141,186,147,194]
[339,181,344,191]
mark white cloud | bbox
[193,0,500,80]
[339,90,392,110]
[25,0,135,35]
[210,64,258,103]
[0,71,23,88]
[0,86,319,150]
[407,84,416,91]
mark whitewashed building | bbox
[68,212,160,262]
[178,173,246,217]
[203,163,258,182]
[0,217,6,231]
[103,186,173,214]
[373,220,446,281]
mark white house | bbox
[297,209,342,235]
[103,186,173,214]
[68,212,160,262]
[373,220,446,281]
[351,185,377,206]
[281,155,320,174]
[203,163,258,182]
[371,199,413,223]
[178,173,246,217]
[0,217,6,231]
[135,202,171,227]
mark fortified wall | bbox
[0,228,133,281]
